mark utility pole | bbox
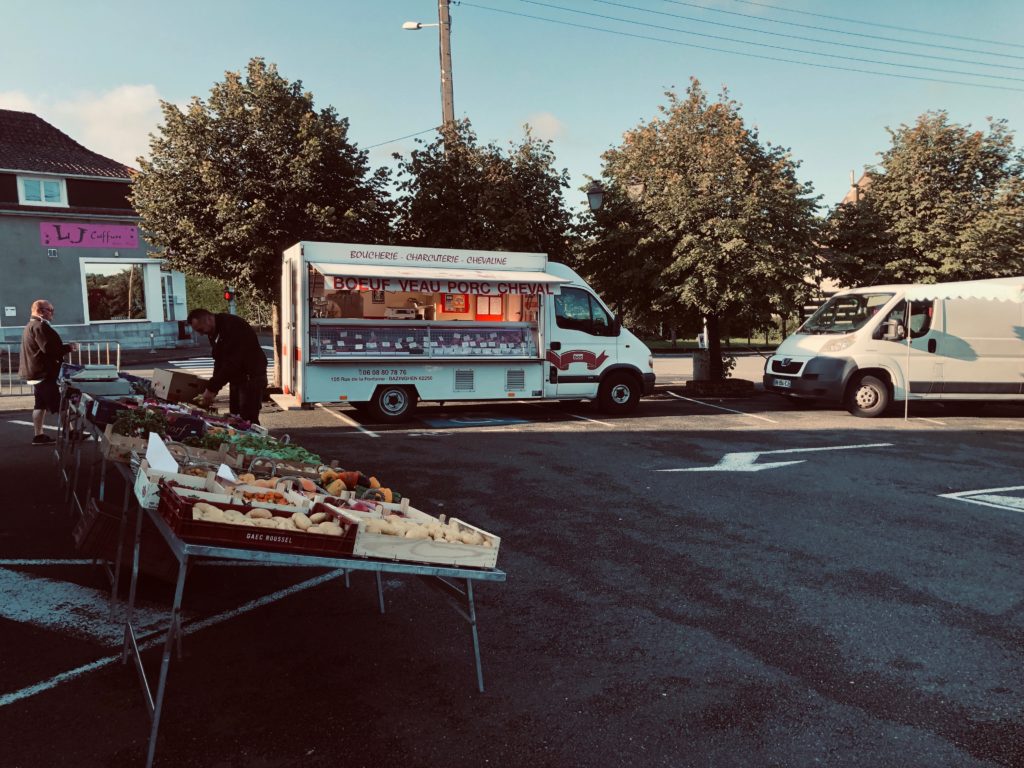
[438,0,455,129]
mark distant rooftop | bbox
[0,109,132,179]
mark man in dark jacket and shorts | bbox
[187,308,268,424]
[19,299,75,445]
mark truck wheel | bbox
[598,372,640,414]
[845,374,890,418]
[368,385,417,423]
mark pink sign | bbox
[40,223,139,249]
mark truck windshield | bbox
[798,292,894,334]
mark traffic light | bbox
[223,286,234,302]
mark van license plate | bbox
[773,378,792,389]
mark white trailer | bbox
[279,242,656,421]
[764,277,1024,416]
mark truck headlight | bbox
[821,335,855,353]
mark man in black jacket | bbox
[187,308,268,424]
[19,299,75,445]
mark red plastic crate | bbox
[157,482,357,558]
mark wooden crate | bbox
[330,500,500,570]
[100,424,149,464]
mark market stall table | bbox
[122,501,507,768]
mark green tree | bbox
[824,111,1024,285]
[589,80,821,378]
[131,57,392,382]
[392,121,575,263]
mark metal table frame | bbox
[122,502,506,768]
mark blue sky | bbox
[3,0,1023,212]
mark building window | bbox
[84,262,148,321]
[18,176,68,207]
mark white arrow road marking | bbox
[0,568,345,708]
[657,442,894,472]
[0,568,172,646]
[938,485,1024,512]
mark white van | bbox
[278,242,656,421]
[763,277,1024,417]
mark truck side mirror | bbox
[882,319,906,341]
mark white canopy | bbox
[902,277,1024,303]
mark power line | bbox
[592,0,1024,73]
[457,2,1024,92]
[365,127,440,150]
[729,0,1024,50]
[516,0,1024,83]
[663,0,1024,60]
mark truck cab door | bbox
[545,286,617,398]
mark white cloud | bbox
[0,85,162,169]
[524,112,566,142]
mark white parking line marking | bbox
[0,568,170,646]
[916,417,947,425]
[533,403,614,427]
[666,392,778,424]
[8,421,57,431]
[0,569,345,708]
[316,404,379,438]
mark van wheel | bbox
[598,372,640,414]
[368,385,417,423]
[845,374,890,418]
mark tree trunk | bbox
[670,325,677,349]
[271,303,282,389]
[706,314,723,380]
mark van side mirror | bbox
[883,319,906,341]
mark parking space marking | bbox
[534,404,614,427]
[7,421,57,431]
[0,568,171,646]
[316,404,379,438]
[666,392,778,424]
[915,417,947,425]
[939,485,1024,513]
[0,569,346,708]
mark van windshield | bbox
[798,292,894,334]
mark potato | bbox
[404,526,430,541]
[248,508,273,520]
[309,512,328,524]
[292,513,312,531]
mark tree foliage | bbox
[131,57,391,305]
[824,111,1024,286]
[392,121,575,263]
[583,80,821,377]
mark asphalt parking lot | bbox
[2,382,1023,767]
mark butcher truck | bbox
[277,241,656,422]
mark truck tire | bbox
[368,385,417,423]
[845,374,890,418]
[597,371,641,414]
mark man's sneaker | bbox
[31,434,55,446]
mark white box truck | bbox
[279,242,656,421]
[763,277,1024,416]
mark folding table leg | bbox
[466,579,485,693]
[145,559,189,768]
[375,571,385,614]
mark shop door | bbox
[546,286,617,398]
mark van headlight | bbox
[821,335,855,353]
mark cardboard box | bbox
[151,368,207,403]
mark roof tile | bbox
[0,109,133,179]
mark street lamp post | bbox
[403,1,455,129]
